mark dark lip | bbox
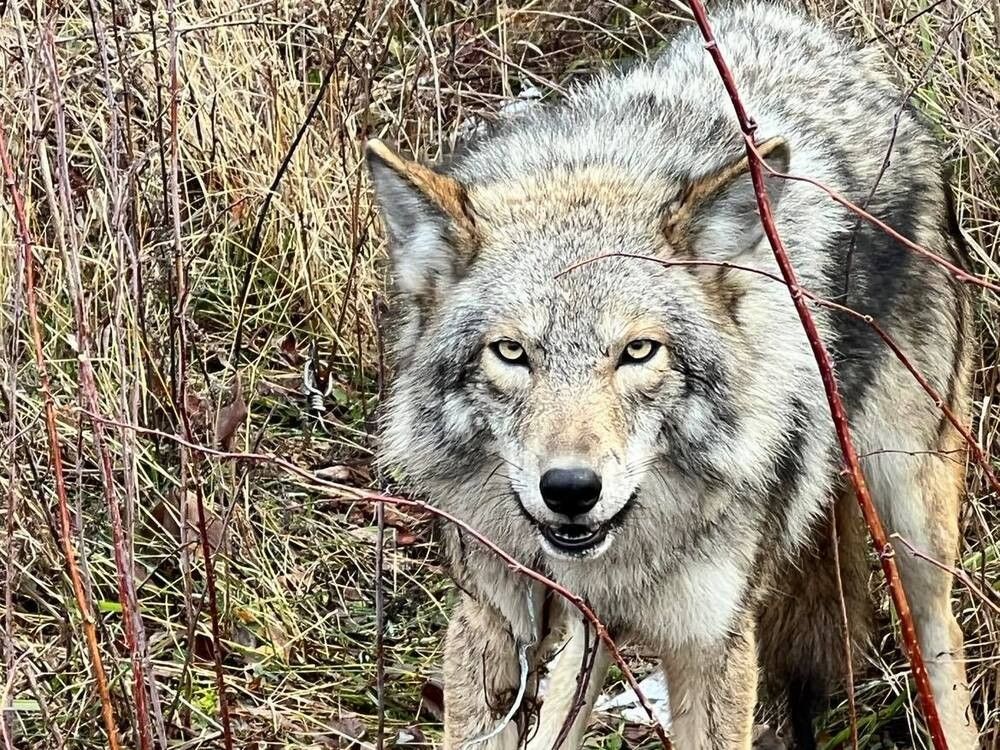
[521,491,638,556]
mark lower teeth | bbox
[555,528,598,541]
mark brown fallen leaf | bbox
[215,376,247,450]
[327,713,366,749]
[279,330,303,366]
[622,722,657,748]
[184,389,210,432]
[395,530,421,547]
[148,489,226,558]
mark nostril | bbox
[539,467,602,515]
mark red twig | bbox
[82,411,674,749]
[745,141,998,294]
[46,16,155,747]
[686,2,948,747]
[817,297,1000,497]
[563,252,999,502]
[0,99,122,750]
[165,0,234,745]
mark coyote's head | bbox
[367,132,788,562]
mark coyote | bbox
[366,2,979,748]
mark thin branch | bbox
[71,8,157,745]
[551,621,599,750]
[1,149,23,750]
[845,6,979,299]
[865,0,948,44]
[165,0,234,745]
[230,0,368,366]
[82,411,674,749]
[562,251,1000,500]
[0,14,26,734]
[830,504,859,749]
[685,2,948,746]
[0,95,122,750]
[893,534,1000,618]
[375,500,386,750]
[746,139,999,294]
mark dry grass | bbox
[1,0,998,748]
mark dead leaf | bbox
[215,377,247,450]
[186,497,226,556]
[230,197,248,223]
[279,330,303,366]
[148,490,226,558]
[190,631,232,663]
[395,530,420,547]
[265,619,294,663]
[184,390,210,432]
[622,723,657,747]
[315,464,354,483]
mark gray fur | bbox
[368,3,978,748]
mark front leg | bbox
[526,613,610,750]
[444,595,530,750]
[661,619,758,750]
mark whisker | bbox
[479,460,505,490]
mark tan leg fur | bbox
[442,596,523,750]
[662,618,758,750]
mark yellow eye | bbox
[620,339,660,365]
[491,339,528,366]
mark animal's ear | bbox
[663,136,790,259]
[365,139,478,302]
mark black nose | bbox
[539,467,602,516]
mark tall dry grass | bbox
[1,0,998,747]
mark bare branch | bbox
[746,139,999,294]
[165,0,234,744]
[82,411,675,749]
[0,86,122,750]
[685,2,948,745]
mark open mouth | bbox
[528,491,638,556]
[540,523,609,553]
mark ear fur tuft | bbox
[664,136,790,259]
[365,139,478,302]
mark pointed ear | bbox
[365,139,479,302]
[663,137,790,259]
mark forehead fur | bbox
[468,165,679,229]
[442,245,706,359]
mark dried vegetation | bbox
[1,0,998,747]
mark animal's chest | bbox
[549,552,756,651]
